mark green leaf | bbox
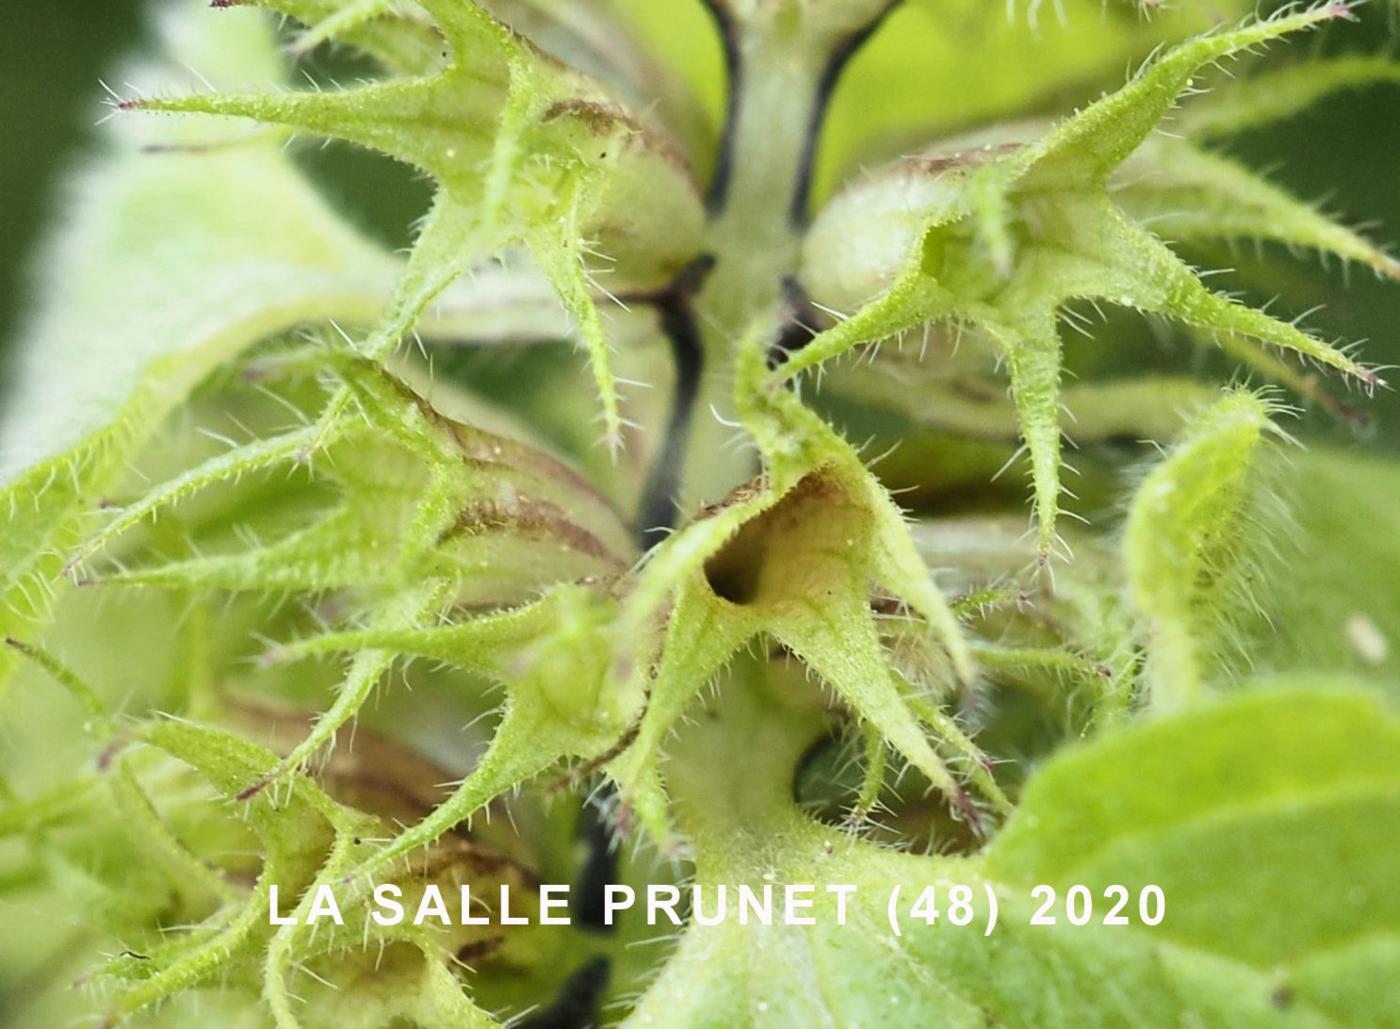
[632,671,1400,1027]
[1247,449,1400,687]
[1115,138,1400,282]
[0,3,405,692]
[1181,54,1400,141]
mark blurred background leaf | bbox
[0,1,430,357]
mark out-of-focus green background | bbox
[0,4,141,350]
[0,1,429,354]
[2,2,1399,443]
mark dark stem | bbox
[700,0,742,212]
[571,790,620,933]
[788,0,902,227]
[768,276,825,369]
[636,256,715,547]
[516,956,612,1029]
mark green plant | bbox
[2,0,1398,1025]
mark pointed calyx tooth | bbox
[610,446,1005,841]
[124,0,705,286]
[790,6,1379,563]
[121,0,705,459]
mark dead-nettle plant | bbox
[2,0,1400,1025]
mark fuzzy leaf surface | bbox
[631,676,1400,1027]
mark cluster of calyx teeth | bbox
[3,1,1398,1024]
[87,0,1391,853]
